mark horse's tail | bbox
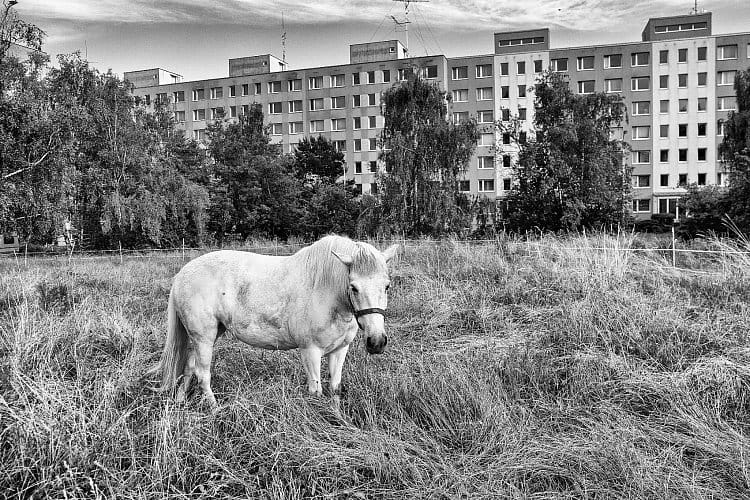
[145,288,189,393]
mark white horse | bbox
[152,235,399,407]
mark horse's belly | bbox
[229,319,297,350]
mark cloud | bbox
[19,0,733,32]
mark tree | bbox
[503,71,630,232]
[719,67,750,232]
[294,136,345,183]
[379,74,479,236]
[680,184,727,237]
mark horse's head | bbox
[333,243,400,354]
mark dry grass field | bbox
[1,235,750,499]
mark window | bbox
[632,101,650,115]
[289,100,303,113]
[698,97,707,111]
[718,119,725,135]
[698,46,707,61]
[173,90,185,102]
[717,45,738,60]
[501,86,509,98]
[210,87,223,99]
[352,117,362,130]
[353,95,361,107]
[268,81,281,93]
[631,52,649,66]
[578,80,595,94]
[678,48,688,63]
[309,98,324,111]
[632,126,650,140]
[367,93,376,106]
[660,174,669,186]
[331,96,345,109]
[353,139,361,152]
[717,172,725,186]
[458,180,470,192]
[698,172,707,185]
[517,61,526,75]
[633,151,651,164]
[679,149,688,162]
[501,108,510,121]
[660,100,669,113]
[698,148,707,162]
[632,76,650,91]
[659,50,669,64]
[659,75,669,89]
[718,71,736,86]
[308,76,323,90]
[478,179,494,192]
[226,86,235,98]
[605,78,623,93]
[192,108,206,121]
[502,155,511,169]
[270,123,282,135]
[534,60,543,73]
[366,71,375,84]
[334,140,346,152]
[310,120,324,132]
[331,118,346,131]
[478,156,494,169]
[425,65,438,79]
[397,68,412,81]
[476,64,492,78]
[355,161,362,174]
[368,116,377,128]
[229,106,237,118]
[551,58,568,72]
[678,74,687,88]
[604,54,622,69]
[478,110,494,123]
[452,111,469,123]
[632,174,650,187]
[192,88,205,101]
[369,161,378,173]
[518,107,527,121]
[502,133,510,145]
[633,199,650,213]
[382,70,390,83]
[268,102,282,114]
[352,72,361,85]
[452,89,468,102]
[241,84,249,96]
[331,74,345,87]
[697,72,707,86]
[518,85,527,97]
[660,125,669,138]
[678,123,687,137]
[479,133,495,146]
[678,174,687,187]
[476,87,492,101]
[500,62,509,75]
[678,99,688,113]
[192,129,206,141]
[288,79,301,92]
[718,97,736,111]
[660,149,669,162]
[289,122,303,134]
[368,138,377,151]
[660,198,679,214]
[577,56,594,70]
[452,66,468,80]
[174,110,185,122]
[698,123,707,136]
[254,83,261,94]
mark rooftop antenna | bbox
[281,11,287,63]
[689,0,703,14]
[391,0,429,57]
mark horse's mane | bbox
[292,235,386,306]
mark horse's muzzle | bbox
[366,334,388,354]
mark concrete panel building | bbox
[126,11,750,219]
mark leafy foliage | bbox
[503,71,631,232]
[294,135,345,183]
[719,67,750,232]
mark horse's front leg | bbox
[327,344,350,396]
[300,346,323,395]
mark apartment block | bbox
[126,12,750,218]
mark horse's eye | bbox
[350,285,358,294]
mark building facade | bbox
[126,12,750,219]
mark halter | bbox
[348,293,386,330]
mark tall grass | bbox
[1,235,749,498]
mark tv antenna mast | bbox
[689,0,703,14]
[391,0,429,56]
[281,11,287,63]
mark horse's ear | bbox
[332,251,353,267]
[382,244,401,263]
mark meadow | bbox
[1,235,749,499]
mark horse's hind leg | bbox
[182,313,219,409]
[175,351,196,403]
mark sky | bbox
[14,0,750,83]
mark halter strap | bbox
[353,307,386,330]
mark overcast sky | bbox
[15,0,750,82]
